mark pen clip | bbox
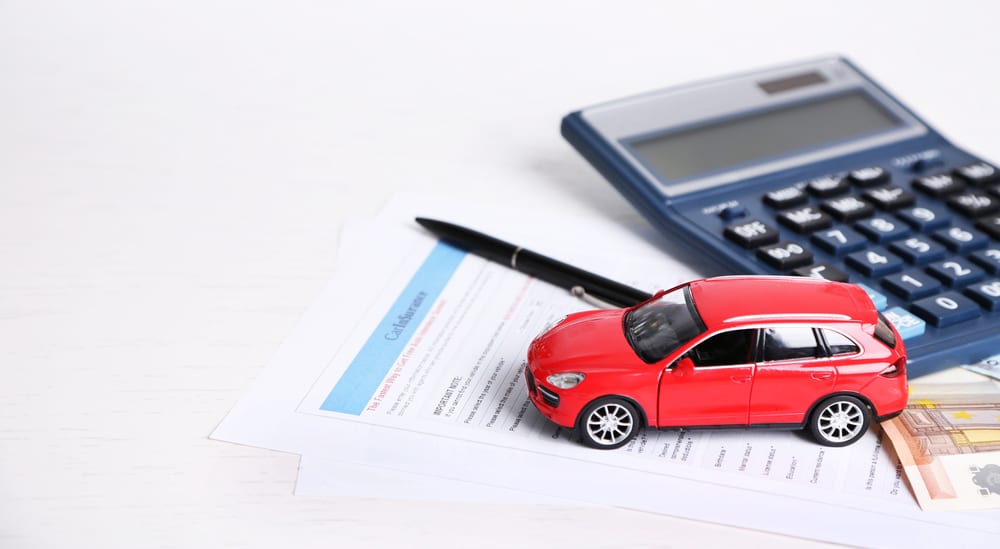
[570,286,619,310]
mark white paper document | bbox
[212,195,1000,546]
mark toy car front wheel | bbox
[578,398,639,449]
[809,395,871,447]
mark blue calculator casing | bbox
[562,56,1000,377]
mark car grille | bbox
[525,368,537,395]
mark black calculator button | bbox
[911,292,981,327]
[931,226,989,253]
[863,186,916,210]
[810,227,867,255]
[820,196,874,222]
[954,162,1000,186]
[913,173,965,197]
[926,259,985,287]
[763,186,808,208]
[888,237,948,265]
[970,248,1000,274]
[756,242,813,270]
[855,216,911,243]
[791,263,849,282]
[845,247,903,277]
[882,270,943,300]
[964,280,1000,311]
[976,215,1000,241]
[848,166,889,187]
[806,176,850,197]
[724,220,780,248]
[776,207,833,233]
[896,204,951,231]
[948,192,1000,217]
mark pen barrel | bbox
[515,249,652,308]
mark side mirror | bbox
[672,356,695,375]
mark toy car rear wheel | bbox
[809,395,871,447]
[578,397,639,449]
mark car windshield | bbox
[624,285,706,363]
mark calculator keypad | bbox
[719,159,1000,343]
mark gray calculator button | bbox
[763,186,808,208]
[913,173,964,197]
[806,176,850,197]
[821,196,874,222]
[848,166,889,187]
[756,241,813,270]
[724,220,780,248]
[948,192,1000,217]
[777,207,832,233]
[954,162,1000,186]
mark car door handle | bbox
[731,375,752,384]
[811,372,833,381]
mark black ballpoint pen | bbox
[415,217,653,308]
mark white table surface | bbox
[4,1,999,547]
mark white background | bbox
[3,1,999,547]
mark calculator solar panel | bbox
[561,57,1000,377]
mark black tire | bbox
[809,395,871,447]
[577,397,640,450]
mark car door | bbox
[657,329,756,427]
[748,326,836,425]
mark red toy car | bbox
[525,276,908,449]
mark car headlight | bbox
[546,372,585,389]
[536,315,567,340]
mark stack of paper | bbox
[211,193,1000,546]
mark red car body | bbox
[525,276,908,448]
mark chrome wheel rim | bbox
[817,400,865,443]
[586,403,634,446]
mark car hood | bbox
[529,309,641,372]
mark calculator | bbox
[561,56,1000,377]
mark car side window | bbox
[689,329,755,367]
[762,327,821,362]
[821,329,860,355]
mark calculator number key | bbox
[845,247,903,277]
[810,227,867,255]
[896,205,951,231]
[888,237,947,265]
[970,248,1000,275]
[932,226,989,253]
[965,280,1000,311]
[881,270,942,300]
[910,292,981,327]
[855,217,910,243]
[926,259,985,287]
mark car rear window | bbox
[874,313,897,349]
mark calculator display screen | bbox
[628,90,902,185]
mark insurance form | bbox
[212,195,1000,546]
